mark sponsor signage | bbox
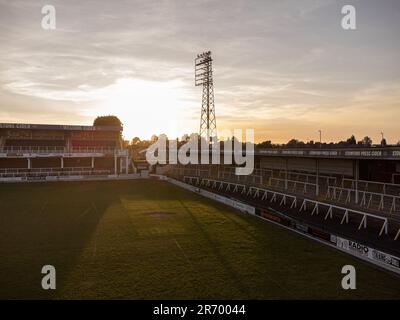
[0,123,121,132]
[336,237,369,256]
[45,175,84,181]
[260,210,281,223]
[258,148,400,160]
[371,249,400,269]
[26,176,46,181]
[336,236,400,271]
[0,177,23,182]
[259,208,292,227]
[201,189,255,214]
[295,223,308,233]
[348,240,370,256]
[308,228,332,243]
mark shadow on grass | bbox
[0,181,124,299]
[0,179,203,299]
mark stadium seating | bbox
[0,122,129,180]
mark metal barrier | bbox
[174,165,399,212]
[342,178,400,196]
[327,185,400,214]
[184,176,392,238]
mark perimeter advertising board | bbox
[336,236,400,271]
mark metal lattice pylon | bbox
[195,51,217,141]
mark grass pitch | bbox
[0,179,399,299]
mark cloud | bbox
[0,0,399,142]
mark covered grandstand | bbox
[0,123,131,182]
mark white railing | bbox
[342,178,400,196]
[173,164,400,201]
[269,177,317,194]
[184,176,392,238]
[0,146,130,155]
[326,185,400,214]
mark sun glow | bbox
[90,78,195,140]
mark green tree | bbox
[258,140,273,148]
[93,115,123,127]
[286,139,305,148]
[346,135,357,145]
[131,137,141,145]
[360,136,372,147]
[181,134,190,142]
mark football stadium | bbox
[0,120,400,300]
[1,0,400,309]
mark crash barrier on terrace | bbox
[176,164,400,186]
[173,164,400,190]
[270,177,317,194]
[172,166,337,197]
[274,169,338,185]
[342,178,400,196]
[171,165,400,215]
[183,176,399,240]
[177,165,340,186]
[326,186,400,214]
[260,170,400,196]
[170,176,400,274]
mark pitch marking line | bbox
[173,237,194,269]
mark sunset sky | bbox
[0,0,399,143]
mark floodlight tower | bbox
[195,51,217,142]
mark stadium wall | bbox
[0,173,140,183]
[259,156,354,177]
[167,177,255,214]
